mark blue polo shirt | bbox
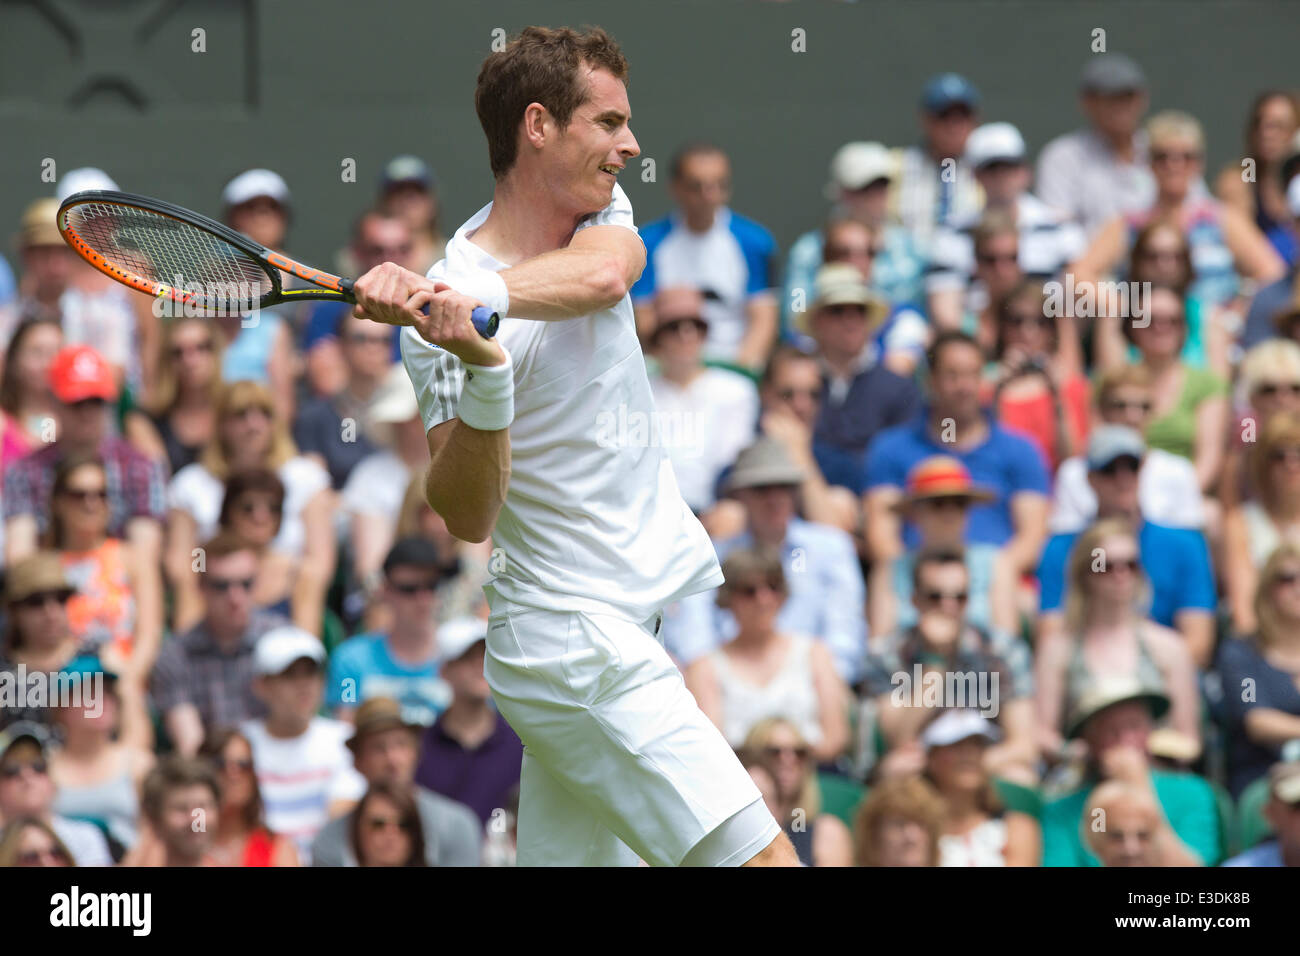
[863,413,1050,547]
[1036,521,1216,627]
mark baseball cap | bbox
[1287,173,1300,219]
[921,73,980,113]
[826,142,894,196]
[381,155,435,191]
[1270,759,1300,805]
[965,122,1027,169]
[921,709,1002,751]
[901,456,995,507]
[18,198,63,248]
[60,654,119,696]
[252,625,326,677]
[382,537,443,578]
[726,437,806,493]
[1086,424,1146,471]
[368,362,420,425]
[0,721,51,761]
[438,616,488,663]
[55,167,119,204]
[1079,53,1147,95]
[345,697,423,753]
[222,168,291,209]
[4,552,75,606]
[48,345,118,404]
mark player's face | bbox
[550,66,639,216]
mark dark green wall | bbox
[3,0,1298,270]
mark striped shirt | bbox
[889,145,984,253]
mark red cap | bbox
[49,346,118,404]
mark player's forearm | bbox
[426,420,511,544]
[500,246,633,320]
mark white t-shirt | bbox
[1048,448,1205,533]
[239,716,366,865]
[341,449,411,523]
[648,367,758,512]
[401,183,723,622]
[167,456,330,556]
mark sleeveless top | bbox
[786,820,815,867]
[148,412,202,476]
[938,816,1008,866]
[1063,624,1166,733]
[221,311,283,384]
[710,634,823,748]
[52,761,140,849]
[242,828,276,867]
[1126,197,1238,306]
[60,539,136,659]
[1240,500,1300,568]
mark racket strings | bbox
[65,201,273,306]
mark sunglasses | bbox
[1098,558,1141,574]
[1004,313,1052,329]
[762,744,810,761]
[916,496,969,511]
[14,591,70,610]
[0,760,48,779]
[921,589,969,605]
[228,405,271,421]
[1272,572,1300,588]
[658,318,707,337]
[1269,447,1300,466]
[976,252,1019,266]
[1103,399,1153,414]
[204,576,256,594]
[1151,150,1200,164]
[238,499,282,516]
[68,398,108,411]
[731,578,784,599]
[1256,383,1300,399]
[215,757,254,773]
[59,487,108,505]
[389,580,438,595]
[18,847,69,866]
[777,387,820,402]
[366,815,413,833]
[170,340,215,359]
[1098,456,1141,476]
[825,244,875,260]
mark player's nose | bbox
[619,128,641,160]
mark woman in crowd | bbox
[853,774,945,867]
[1216,91,1300,265]
[920,709,1040,867]
[216,469,293,619]
[982,277,1089,472]
[0,819,74,867]
[0,553,78,729]
[49,657,154,854]
[164,380,335,635]
[1122,284,1228,494]
[349,782,427,867]
[1218,543,1300,797]
[0,317,61,460]
[742,717,853,867]
[1221,339,1300,509]
[1035,519,1200,757]
[198,728,299,866]
[46,454,160,678]
[127,316,223,475]
[685,549,850,764]
[1224,413,1300,634]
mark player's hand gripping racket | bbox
[56,190,499,337]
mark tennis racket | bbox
[56,189,499,337]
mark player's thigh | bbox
[515,749,639,867]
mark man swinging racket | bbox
[352,26,796,867]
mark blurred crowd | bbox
[2,52,1300,868]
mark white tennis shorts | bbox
[483,590,781,866]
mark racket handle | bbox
[339,277,499,339]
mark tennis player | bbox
[352,26,796,867]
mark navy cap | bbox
[922,73,980,113]
[1080,54,1147,94]
[381,155,435,190]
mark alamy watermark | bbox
[1043,274,1151,328]
[889,665,1000,718]
[0,665,103,717]
[595,403,704,454]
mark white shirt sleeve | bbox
[575,182,638,234]
[402,327,466,432]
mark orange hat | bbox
[49,346,118,404]
[901,456,995,507]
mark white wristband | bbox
[458,348,515,431]
[451,269,510,320]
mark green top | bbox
[1041,768,1223,867]
[1143,366,1228,461]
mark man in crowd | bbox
[133,756,223,867]
[1223,756,1300,867]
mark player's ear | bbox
[522,102,550,149]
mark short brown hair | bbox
[140,755,221,823]
[1093,364,1153,408]
[200,530,257,566]
[475,26,630,180]
[854,775,946,866]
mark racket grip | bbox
[469,306,500,339]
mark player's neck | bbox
[471,176,591,263]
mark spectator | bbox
[632,143,778,370]
[1049,365,1205,533]
[1215,91,1300,266]
[150,532,288,757]
[741,717,853,867]
[216,169,297,416]
[1077,111,1285,312]
[0,817,74,867]
[863,547,1037,783]
[198,727,298,866]
[1241,176,1300,350]
[685,549,850,763]
[1035,518,1201,758]
[891,73,983,249]
[957,210,1026,353]
[349,783,427,867]
[853,774,945,867]
[12,198,75,333]
[981,278,1089,472]
[0,722,111,866]
[414,618,524,827]
[49,655,153,852]
[1222,757,1300,866]
[165,380,334,635]
[126,316,222,475]
[327,537,452,726]
[47,454,160,677]
[921,709,1040,866]
[863,331,1050,577]
[376,155,446,274]
[1036,425,1217,668]
[240,626,366,863]
[665,437,867,683]
[314,696,481,867]
[216,469,293,617]
[782,141,926,331]
[391,479,491,625]
[1217,545,1300,797]
[3,346,166,589]
[647,286,758,514]
[0,317,61,460]
[126,756,221,867]
[1041,679,1221,866]
[1035,54,1154,238]
[927,122,1085,329]
[0,553,78,729]
[1221,339,1300,509]
[802,264,922,494]
[1082,780,1170,866]
[869,456,1016,639]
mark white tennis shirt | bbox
[401,184,723,622]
